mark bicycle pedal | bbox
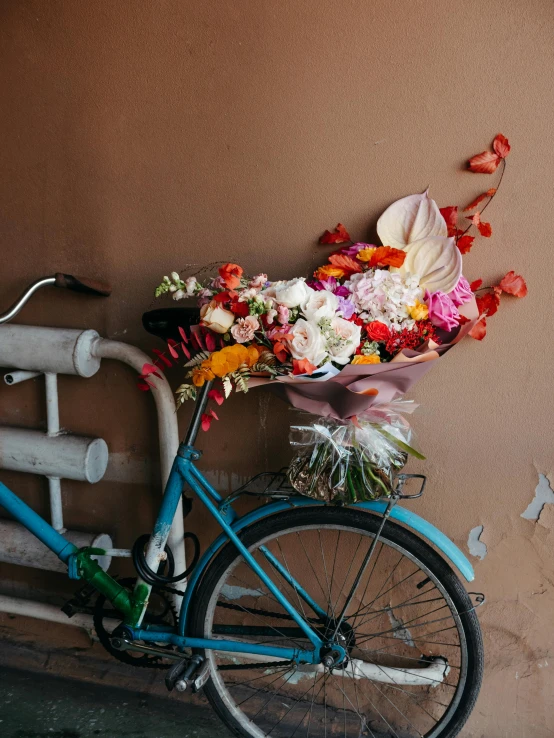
[165,654,206,693]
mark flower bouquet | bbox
[143,134,526,502]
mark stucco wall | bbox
[1,1,553,734]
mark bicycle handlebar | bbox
[0,273,112,324]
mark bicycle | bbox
[0,276,484,738]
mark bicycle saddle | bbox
[142,307,201,342]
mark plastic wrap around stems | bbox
[288,401,419,503]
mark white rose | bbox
[200,299,235,334]
[286,318,328,366]
[302,290,339,322]
[263,278,314,308]
[326,317,362,365]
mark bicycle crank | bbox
[110,637,210,692]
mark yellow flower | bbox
[314,265,346,280]
[200,343,264,380]
[356,247,377,263]
[352,354,381,364]
[407,300,429,321]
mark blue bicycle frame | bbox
[0,381,474,667]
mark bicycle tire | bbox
[189,506,483,738]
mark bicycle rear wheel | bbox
[190,506,483,738]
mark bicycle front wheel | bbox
[190,506,483,738]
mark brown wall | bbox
[1,1,554,734]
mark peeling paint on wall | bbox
[468,525,487,560]
[521,474,554,522]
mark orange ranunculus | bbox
[368,246,406,268]
[192,365,216,386]
[219,263,244,289]
[313,265,346,280]
[356,247,377,262]
[351,354,381,365]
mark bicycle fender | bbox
[227,497,474,583]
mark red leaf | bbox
[466,212,492,237]
[181,342,191,360]
[478,220,492,238]
[463,189,497,212]
[493,133,510,159]
[137,379,152,391]
[152,349,172,367]
[167,340,179,359]
[208,389,224,405]
[458,315,470,325]
[439,206,458,237]
[498,271,528,298]
[457,235,475,254]
[209,409,219,421]
[205,332,217,352]
[469,317,487,340]
[328,253,363,274]
[319,224,351,244]
[470,279,483,292]
[468,150,501,174]
[141,363,163,379]
[201,413,212,432]
[178,326,189,344]
[468,134,510,173]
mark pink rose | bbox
[448,275,473,307]
[230,315,260,343]
[277,304,290,325]
[424,290,460,332]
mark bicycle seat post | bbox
[183,380,213,448]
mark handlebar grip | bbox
[54,273,112,297]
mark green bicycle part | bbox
[70,548,150,627]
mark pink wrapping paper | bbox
[249,297,478,420]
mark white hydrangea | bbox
[346,269,423,330]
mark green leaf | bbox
[375,427,426,460]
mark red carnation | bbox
[366,321,390,342]
[229,300,249,317]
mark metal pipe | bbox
[0,594,119,634]
[0,325,101,377]
[44,373,64,531]
[0,519,112,572]
[0,276,56,324]
[91,339,186,605]
[4,370,42,385]
[45,373,60,436]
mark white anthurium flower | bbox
[377,190,447,250]
[394,236,462,294]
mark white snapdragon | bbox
[346,269,423,330]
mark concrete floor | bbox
[0,667,230,738]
